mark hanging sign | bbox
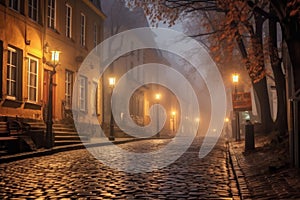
[232,92,252,111]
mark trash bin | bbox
[245,120,254,151]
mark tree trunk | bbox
[236,35,274,133]
[253,77,274,133]
[253,14,275,133]
[269,5,287,135]
[285,28,300,167]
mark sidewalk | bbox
[0,137,161,163]
[228,133,300,199]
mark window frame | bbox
[65,70,73,107]
[28,0,39,22]
[80,13,86,47]
[93,23,97,49]
[27,56,39,103]
[6,47,17,99]
[79,75,87,111]
[47,0,56,29]
[65,4,72,38]
[9,0,20,12]
[91,81,98,115]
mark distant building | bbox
[101,0,179,136]
[0,0,105,122]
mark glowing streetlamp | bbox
[225,117,229,123]
[232,73,240,141]
[109,77,116,87]
[45,50,60,148]
[155,93,161,137]
[232,73,239,84]
[108,77,116,141]
[155,93,161,101]
[171,111,176,132]
[51,51,60,62]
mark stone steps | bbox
[53,123,84,146]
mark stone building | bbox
[0,0,105,123]
[100,0,179,137]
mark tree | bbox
[129,0,300,166]
[128,0,283,133]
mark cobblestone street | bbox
[0,138,239,199]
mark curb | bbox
[0,137,168,163]
[228,142,252,200]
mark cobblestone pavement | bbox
[229,134,300,200]
[0,137,239,199]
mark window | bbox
[80,13,86,46]
[28,0,38,22]
[79,76,87,111]
[91,82,98,115]
[65,70,73,107]
[7,47,17,98]
[9,0,19,11]
[27,56,38,102]
[65,4,72,38]
[47,0,56,29]
[7,46,22,99]
[93,23,97,48]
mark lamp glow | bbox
[109,77,116,87]
[51,51,60,63]
[232,73,239,84]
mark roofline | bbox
[82,0,107,19]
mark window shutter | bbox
[16,48,22,101]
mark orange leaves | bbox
[287,0,300,19]
[129,0,268,82]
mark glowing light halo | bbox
[72,27,227,173]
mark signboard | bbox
[232,92,252,111]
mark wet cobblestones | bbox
[230,138,300,200]
[0,138,238,199]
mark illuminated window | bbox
[91,81,98,115]
[27,56,38,102]
[7,46,22,99]
[65,70,73,107]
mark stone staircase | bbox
[26,121,46,131]
[53,123,88,146]
[26,120,89,147]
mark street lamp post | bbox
[171,111,176,132]
[232,73,240,141]
[108,77,116,141]
[155,93,161,137]
[45,50,60,149]
[224,117,230,139]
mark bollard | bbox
[245,120,255,151]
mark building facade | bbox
[101,1,180,137]
[0,0,105,123]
